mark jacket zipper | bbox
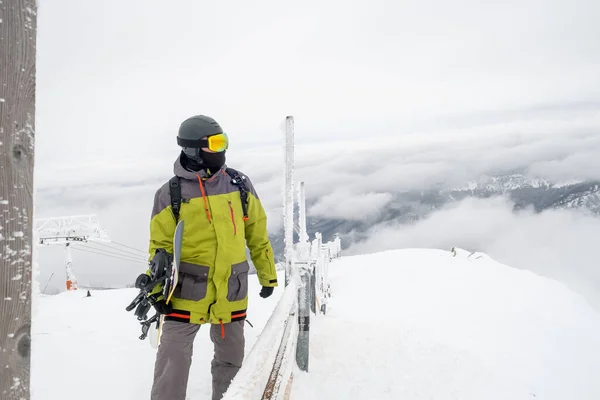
[228,201,237,235]
[197,175,212,223]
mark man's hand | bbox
[153,299,173,314]
[259,286,274,298]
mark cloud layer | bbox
[34,112,600,302]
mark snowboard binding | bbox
[125,249,174,340]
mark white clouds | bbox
[309,191,393,221]
[528,150,600,183]
[34,116,600,301]
[34,113,600,290]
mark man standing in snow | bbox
[145,115,279,400]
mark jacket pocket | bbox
[227,261,249,302]
[173,264,210,301]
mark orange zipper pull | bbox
[196,174,212,222]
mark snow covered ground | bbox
[30,271,286,400]
[293,248,600,399]
[31,248,600,399]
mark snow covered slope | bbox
[293,248,600,400]
[31,272,286,400]
[31,249,600,399]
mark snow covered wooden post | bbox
[0,1,37,399]
[283,116,294,286]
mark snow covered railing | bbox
[223,116,342,398]
[222,232,341,400]
[309,233,340,314]
[222,280,299,400]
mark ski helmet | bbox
[177,115,226,162]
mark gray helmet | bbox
[177,115,223,143]
[177,115,224,161]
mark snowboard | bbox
[149,219,184,349]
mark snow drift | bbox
[293,248,600,400]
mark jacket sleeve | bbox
[146,186,177,297]
[243,175,278,288]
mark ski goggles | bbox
[177,132,229,152]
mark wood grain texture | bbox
[0,0,37,398]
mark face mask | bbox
[181,147,226,171]
[200,150,226,171]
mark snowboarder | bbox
[145,115,279,400]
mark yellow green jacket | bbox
[147,155,278,325]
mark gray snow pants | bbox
[150,320,245,400]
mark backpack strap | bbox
[168,170,248,223]
[225,168,249,221]
[169,176,182,222]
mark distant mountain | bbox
[446,174,600,214]
[267,174,600,260]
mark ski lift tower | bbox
[34,214,110,291]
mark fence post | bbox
[295,181,311,372]
[296,260,310,372]
[283,116,295,287]
[310,263,316,314]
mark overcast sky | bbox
[35,0,600,167]
[33,0,600,306]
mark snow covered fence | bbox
[222,280,299,400]
[222,233,341,399]
[223,118,342,398]
[310,233,341,314]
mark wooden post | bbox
[0,1,37,399]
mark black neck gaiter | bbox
[201,151,226,171]
[181,151,226,173]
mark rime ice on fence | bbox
[310,232,341,315]
[298,182,309,245]
[283,116,295,286]
[223,116,342,399]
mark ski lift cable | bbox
[108,240,148,256]
[70,244,146,263]
[70,244,148,265]
[70,245,147,265]
[78,242,148,263]
[82,240,148,260]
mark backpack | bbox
[168,168,249,223]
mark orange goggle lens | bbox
[207,133,229,152]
